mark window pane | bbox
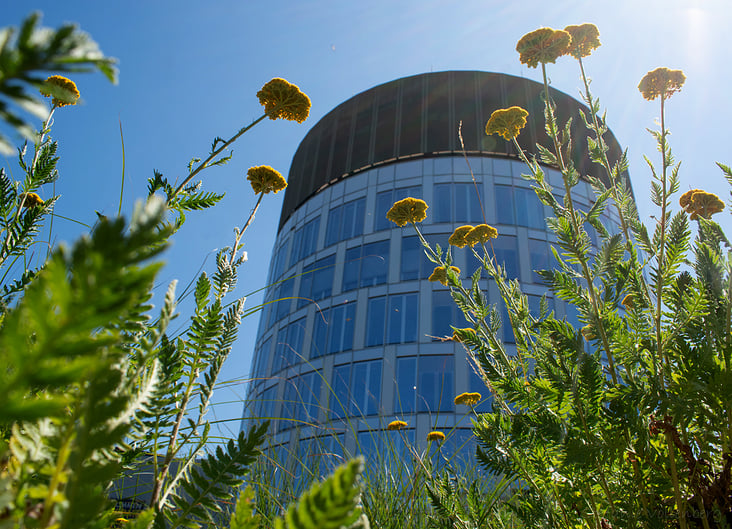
[360,240,389,287]
[330,365,351,419]
[329,304,345,355]
[365,361,382,416]
[396,357,416,414]
[275,280,294,322]
[387,295,404,344]
[404,294,418,343]
[298,263,314,309]
[254,336,272,379]
[432,290,459,339]
[401,236,421,281]
[375,191,394,231]
[529,239,550,284]
[495,185,514,225]
[311,308,329,358]
[493,235,519,279]
[289,227,303,267]
[340,302,356,352]
[468,367,492,413]
[301,218,320,260]
[418,355,454,412]
[454,183,483,223]
[272,326,289,373]
[311,255,335,301]
[366,296,386,346]
[343,247,361,291]
[325,205,342,247]
[434,183,451,222]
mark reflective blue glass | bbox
[366,296,386,346]
[253,336,272,379]
[434,183,451,222]
[493,235,519,279]
[351,360,382,416]
[432,290,465,340]
[325,206,342,247]
[343,247,361,291]
[387,293,418,344]
[396,357,417,413]
[495,185,514,225]
[330,364,351,419]
[417,355,454,412]
[360,240,389,287]
[529,238,550,283]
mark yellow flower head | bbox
[485,106,529,141]
[18,192,44,208]
[621,294,634,309]
[464,224,498,246]
[679,189,725,220]
[580,325,596,341]
[516,28,571,68]
[39,75,80,107]
[679,189,704,210]
[386,197,428,226]
[564,23,601,59]
[638,68,686,101]
[257,78,311,123]
[454,392,481,406]
[427,431,445,442]
[428,265,460,286]
[448,226,474,248]
[387,420,407,431]
[451,327,476,343]
[689,191,725,220]
[246,165,287,194]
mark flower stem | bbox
[171,114,267,198]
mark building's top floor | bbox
[280,70,629,230]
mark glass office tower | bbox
[243,71,629,470]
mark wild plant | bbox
[0,13,368,529]
[391,24,732,528]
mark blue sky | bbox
[3,0,731,440]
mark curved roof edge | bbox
[279,70,630,231]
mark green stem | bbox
[655,94,669,387]
[117,119,126,217]
[665,431,688,529]
[171,114,267,198]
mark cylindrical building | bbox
[243,71,628,472]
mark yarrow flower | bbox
[39,75,80,107]
[454,392,481,406]
[679,189,725,220]
[448,226,474,248]
[564,23,601,59]
[465,224,498,246]
[516,28,571,68]
[451,327,476,343]
[638,68,686,101]
[427,431,445,442]
[18,192,44,208]
[246,165,287,194]
[428,265,460,286]
[386,197,428,226]
[387,420,407,431]
[257,78,311,123]
[485,107,529,141]
[621,293,634,309]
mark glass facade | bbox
[243,71,630,467]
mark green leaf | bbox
[276,457,366,529]
[229,485,262,529]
